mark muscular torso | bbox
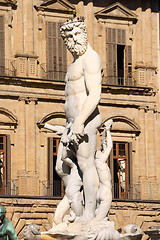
[64,45,103,135]
[65,57,87,120]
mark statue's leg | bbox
[77,132,99,221]
[65,165,83,217]
[53,194,70,225]
[94,161,112,221]
[54,137,71,226]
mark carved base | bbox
[23,222,143,240]
[41,220,120,240]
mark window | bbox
[48,138,64,197]
[46,22,67,81]
[109,141,132,199]
[0,135,11,195]
[106,28,132,86]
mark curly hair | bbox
[60,17,87,40]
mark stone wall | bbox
[1,197,159,240]
[0,0,160,200]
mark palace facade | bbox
[0,0,160,237]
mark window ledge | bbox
[102,84,155,96]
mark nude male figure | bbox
[60,17,103,221]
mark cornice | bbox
[34,0,76,14]
[101,84,154,96]
[95,2,137,23]
[0,0,17,8]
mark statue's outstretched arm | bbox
[44,123,65,135]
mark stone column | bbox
[15,0,24,53]
[144,6,152,65]
[25,98,37,172]
[133,136,139,182]
[17,97,26,172]
[138,107,146,179]
[18,97,39,195]
[25,0,35,53]
[86,1,94,47]
[38,131,47,196]
[138,107,150,200]
[146,109,158,200]
[95,21,104,64]
[22,0,27,53]
[77,1,84,17]
[135,6,143,65]
[147,109,156,178]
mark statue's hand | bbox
[71,122,84,145]
[72,121,84,136]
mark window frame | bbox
[109,141,132,200]
[0,134,11,195]
[48,137,64,197]
[46,21,67,81]
[105,28,132,86]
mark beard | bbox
[68,42,87,55]
[65,35,88,56]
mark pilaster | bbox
[138,107,146,179]
[17,97,26,172]
[144,7,152,65]
[86,2,94,47]
[135,6,143,65]
[17,97,39,196]
[77,1,84,17]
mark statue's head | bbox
[60,17,88,56]
[0,205,6,220]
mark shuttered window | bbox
[106,28,132,86]
[0,135,11,195]
[48,137,64,197]
[0,15,5,75]
[46,22,67,81]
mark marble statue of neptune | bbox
[58,16,103,223]
[23,17,143,240]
